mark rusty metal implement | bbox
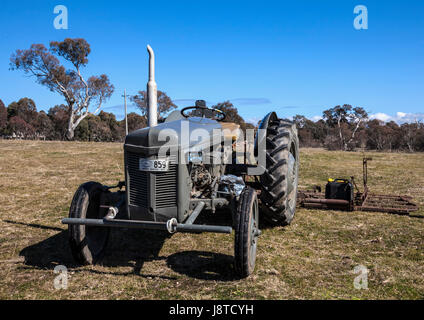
[297,158,419,215]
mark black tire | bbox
[234,187,259,278]
[260,119,299,226]
[68,182,110,265]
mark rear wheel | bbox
[234,187,259,278]
[68,182,110,265]
[260,119,299,226]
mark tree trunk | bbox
[66,112,75,140]
[337,116,346,151]
[66,128,75,140]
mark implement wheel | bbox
[234,187,259,278]
[68,182,110,265]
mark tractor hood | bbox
[124,117,222,150]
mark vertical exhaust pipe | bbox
[147,45,158,127]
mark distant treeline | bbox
[0,97,253,143]
[1,98,423,152]
[293,105,424,152]
[0,98,144,142]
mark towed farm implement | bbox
[297,158,419,215]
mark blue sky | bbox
[0,0,423,123]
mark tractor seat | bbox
[221,122,241,140]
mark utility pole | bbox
[122,89,128,136]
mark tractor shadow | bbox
[166,251,237,281]
[163,209,243,281]
[15,220,173,278]
[12,216,238,281]
[4,220,75,269]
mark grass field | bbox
[0,140,423,300]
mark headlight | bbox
[188,151,203,163]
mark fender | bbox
[254,111,278,157]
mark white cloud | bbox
[231,98,271,105]
[310,115,323,121]
[370,113,391,122]
[246,117,262,125]
[369,112,424,124]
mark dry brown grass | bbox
[0,141,423,299]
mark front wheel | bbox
[68,182,110,265]
[234,187,260,278]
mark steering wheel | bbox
[181,106,226,122]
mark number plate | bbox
[139,158,169,172]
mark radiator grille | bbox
[126,152,177,209]
[127,152,149,208]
